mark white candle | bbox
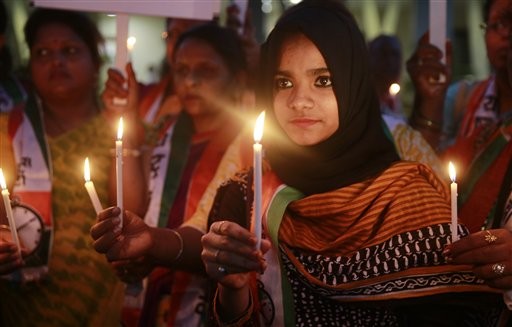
[116,118,124,228]
[0,169,21,257]
[115,13,130,71]
[429,0,447,82]
[448,162,458,242]
[113,14,130,106]
[253,111,265,250]
[84,158,103,215]
[127,36,136,62]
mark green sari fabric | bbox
[0,114,124,326]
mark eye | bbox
[196,64,217,80]
[314,75,332,87]
[274,77,292,90]
[173,65,189,79]
[64,46,79,55]
[34,48,50,59]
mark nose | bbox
[183,70,200,88]
[287,84,313,111]
[51,51,66,66]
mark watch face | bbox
[12,204,44,255]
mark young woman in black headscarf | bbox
[201,0,504,325]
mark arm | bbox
[90,207,205,274]
[406,34,452,150]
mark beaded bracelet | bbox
[170,229,184,263]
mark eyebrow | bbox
[275,67,330,77]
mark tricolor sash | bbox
[7,94,53,282]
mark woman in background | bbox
[0,9,123,326]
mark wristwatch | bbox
[11,201,44,256]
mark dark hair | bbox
[173,23,247,75]
[0,0,7,34]
[483,0,496,22]
[0,0,11,76]
[24,8,104,67]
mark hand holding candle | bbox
[448,162,458,242]
[0,169,21,257]
[116,118,124,229]
[253,111,265,250]
[84,158,103,215]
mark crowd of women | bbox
[0,0,511,326]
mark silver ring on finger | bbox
[217,265,228,275]
[492,263,505,276]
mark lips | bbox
[183,94,202,102]
[48,70,71,80]
[289,117,319,128]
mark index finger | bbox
[211,220,255,243]
[97,207,120,222]
[447,229,504,257]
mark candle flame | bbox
[448,161,456,182]
[127,36,136,51]
[389,83,400,96]
[117,117,123,140]
[84,158,91,182]
[0,169,7,190]
[253,111,265,143]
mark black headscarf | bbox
[259,0,399,195]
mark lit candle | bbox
[83,158,103,215]
[127,36,136,62]
[388,83,400,97]
[0,169,21,257]
[448,162,458,242]
[253,111,265,250]
[388,83,400,111]
[116,117,124,228]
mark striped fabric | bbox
[279,162,451,258]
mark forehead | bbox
[174,38,220,61]
[489,0,512,18]
[278,33,326,67]
[33,23,82,43]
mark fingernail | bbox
[260,262,267,274]
[112,216,121,225]
[442,247,451,257]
